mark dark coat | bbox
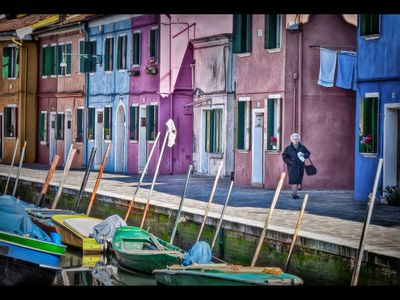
[282,143,311,184]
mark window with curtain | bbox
[104,37,114,71]
[76,108,84,143]
[233,14,252,54]
[56,113,64,140]
[132,31,141,66]
[130,106,139,141]
[4,107,17,138]
[104,107,112,140]
[117,35,127,70]
[87,107,95,140]
[264,14,281,50]
[2,47,19,79]
[360,14,380,37]
[237,100,250,150]
[146,105,158,141]
[359,97,378,154]
[205,109,223,153]
[39,111,48,143]
[266,98,282,151]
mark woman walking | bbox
[282,133,311,199]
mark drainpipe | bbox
[81,21,90,168]
[297,31,303,136]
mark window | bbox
[265,14,281,50]
[41,45,57,76]
[237,100,250,150]
[205,109,223,153]
[146,105,158,141]
[39,111,48,143]
[266,97,282,151]
[149,27,159,62]
[233,14,252,54]
[117,35,127,70]
[57,43,72,75]
[87,107,95,140]
[2,47,19,79]
[132,31,141,66]
[104,107,112,140]
[4,107,17,138]
[359,96,378,154]
[130,106,139,141]
[104,37,114,71]
[360,14,380,37]
[76,108,84,143]
[79,40,96,73]
[56,113,64,140]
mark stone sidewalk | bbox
[1,163,400,260]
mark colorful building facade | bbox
[355,14,400,201]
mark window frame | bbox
[4,106,17,139]
[237,97,251,151]
[265,95,282,152]
[146,104,158,141]
[360,14,381,40]
[264,14,282,52]
[149,26,159,64]
[104,106,113,141]
[232,14,252,55]
[205,108,223,154]
[87,107,95,141]
[39,111,48,144]
[132,30,141,67]
[56,112,64,141]
[76,107,84,144]
[117,34,128,70]
[2,45,19,80]
[104,36,114,73]
[130,105,139,142]
[359,93,379,156]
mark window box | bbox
[128,68,140,76]
[144,66,157,75]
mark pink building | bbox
[234,14,357,189]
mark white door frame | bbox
[200,108,209,174]
[115,103,126,173]
[95,108,104,170]
[138,105,147,171]
[49,112,56,163]
[383,103,400,188]
[252,108,264,185]
[64,109,72,165]
[0,113,3,160]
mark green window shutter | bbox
[79,41,85,72]
[66,44,72,74]
[245,14,252,53]
[41,47,46,76]
[91,41,97,72]
[39,113,44,142]
[371,98,378,153]
[267,99,275,151]
[210,110,215,153]
[57,45,63,75]
[232,14,243,53]
[150,29,155,58]
[44,47,51,75]
[359,98,378,153]
[371,14,380,35]
[130,106,134,140]
[85,41,91,73]
[146,105,155,140]
[104,39,109,71]
[265,14,277,49]
[360,15,367,36]
[88,108,95,140]
[360,14,380,36]
[216,109,222,153]
[77,109,83,142]
[2,47,10,78]
[104,107,112,140]
[205,110,210,152]
[117,36,122,69]
[237,101,245,149]
[50,46,56,75]
[133,32,140,65]
[154,28,159,61]
[14,48,19,78]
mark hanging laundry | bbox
[352,55,357,91]
[335,51,356,90]
[317,48,337,87]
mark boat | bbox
[112,226,185,274]
[153,264,304,286]
[0,196,67,272]
[27,208,81,235]
[51,214,105,253]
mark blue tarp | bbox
[0,195,52,242]
[182,241,212,266]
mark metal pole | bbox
[140,130,170,229]
[74,147,96,212]
[170,164,193,245]
[124,132,161,222]
[51,145,77,209]
[12,141,27,197]
[251,172,286,267]
[86,143,111,216]
[284,193,308,272]
[196,161,224,243]
[211,171,234,250]
[351,158,383,286]
[4,139,19,195]
[37,155,60,206]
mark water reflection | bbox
[54,249,157,286]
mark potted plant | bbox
[104,128,111,140]
[270,135,277,150]
[144,56,158,75]
[88,128,94,140]
[360,133,373,153]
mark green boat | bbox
[112,226,185,274]
[153,264,304,286]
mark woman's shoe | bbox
[292,194,300,199]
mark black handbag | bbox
[305,158,317,176]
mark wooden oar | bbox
[51,145,77,209]
[196,161,224,243]
[73,147,96,212]
[211,171,234,250]
[140,129,170,229]
[170,164,193,245]
[284,193,308,272]
[4,138,19,195]
[124,132,161,222]
[11,141,27,197]
[251,172,286,267]
[86,143,111,216]
[351,158,383,286]
[37,155,60,206]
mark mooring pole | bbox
[74,147,96,212]
[12,141,27,197]
[351,158,383,286]
[37,155,60,206]
[4,139,19,195]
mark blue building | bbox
[355,14,400,201]
[84,15,133,172]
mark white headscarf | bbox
[290,133,301,143]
